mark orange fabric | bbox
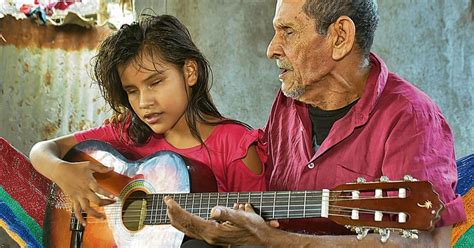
[451,188,473,245]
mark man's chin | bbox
[282,88,304,100]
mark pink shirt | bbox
[75,123,267,193]
[263,53,466,228]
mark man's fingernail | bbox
[212,207,221,217]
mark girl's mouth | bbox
[143,113,162,124]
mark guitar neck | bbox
[144,191,326,225]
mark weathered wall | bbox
[373,0,474,158]
[0,17,112,154]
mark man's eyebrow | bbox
[274,21,296,30]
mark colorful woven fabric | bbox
[0,137,51,247]
[451,154,474,247]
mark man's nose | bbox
[267,35,283,60]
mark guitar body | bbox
[43,140,217,247]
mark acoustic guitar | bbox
[43,140,444,247]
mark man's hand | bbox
[54,161,116,225]
[164,196,278,246]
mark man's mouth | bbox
[279,68,290,79]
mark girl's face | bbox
[119,54,197,137]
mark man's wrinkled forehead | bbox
[273,0,308,27]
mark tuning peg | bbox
[401,230,419,239]
[403,175,417,182]
[379,176,390,182]
[354,227,370,240]
[356,177,366,183]
[377,228,391,243]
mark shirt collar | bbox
[351,52,389,126]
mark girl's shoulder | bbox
[206,121,261,147]
[211,121,251,137]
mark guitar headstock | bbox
[327,175,444,242]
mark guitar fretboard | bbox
[144,191,325,225]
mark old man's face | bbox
[267,0,334,101]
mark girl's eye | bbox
[125,89,137,95]
[151,81,161,87]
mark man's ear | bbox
[329,16,356,61]
[184,59,198,87]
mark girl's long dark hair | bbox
[93,15,243,145]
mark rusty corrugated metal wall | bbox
[0,16,112,155]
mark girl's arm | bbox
[29,135,115,225]
[241,145,264,175]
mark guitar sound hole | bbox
[122,190,147,231]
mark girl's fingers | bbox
[72,200,85,226]
[89,181,115,199]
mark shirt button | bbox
[307,162,315,169]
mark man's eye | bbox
[150,81,161,87]
[283,28,294,36]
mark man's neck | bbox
[299,58,371,110]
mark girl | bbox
[29,14,266,231]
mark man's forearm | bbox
[263,226,451,248]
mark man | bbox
[165,0,466,247]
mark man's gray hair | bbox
[303,0,379,58]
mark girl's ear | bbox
[184,59,198,87]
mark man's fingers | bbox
[268,220,280,228]
[164,196,180,211]
[210,207,245,225]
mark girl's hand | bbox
[53,160,116,226]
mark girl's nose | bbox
[139,90,155,109]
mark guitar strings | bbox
[73,203,404,225]
[80,207,401,225]
[57,194,407,218]
[121,189,403,201]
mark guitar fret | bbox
[272,192,276,219]
[150,194,156,224]
[287,191,291,218]
[191,194,195,215]
[207,193,211,220]
[303,191,307,218]
[157,194,161,224]
[198,193,202,218]
[185,194,189,213]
